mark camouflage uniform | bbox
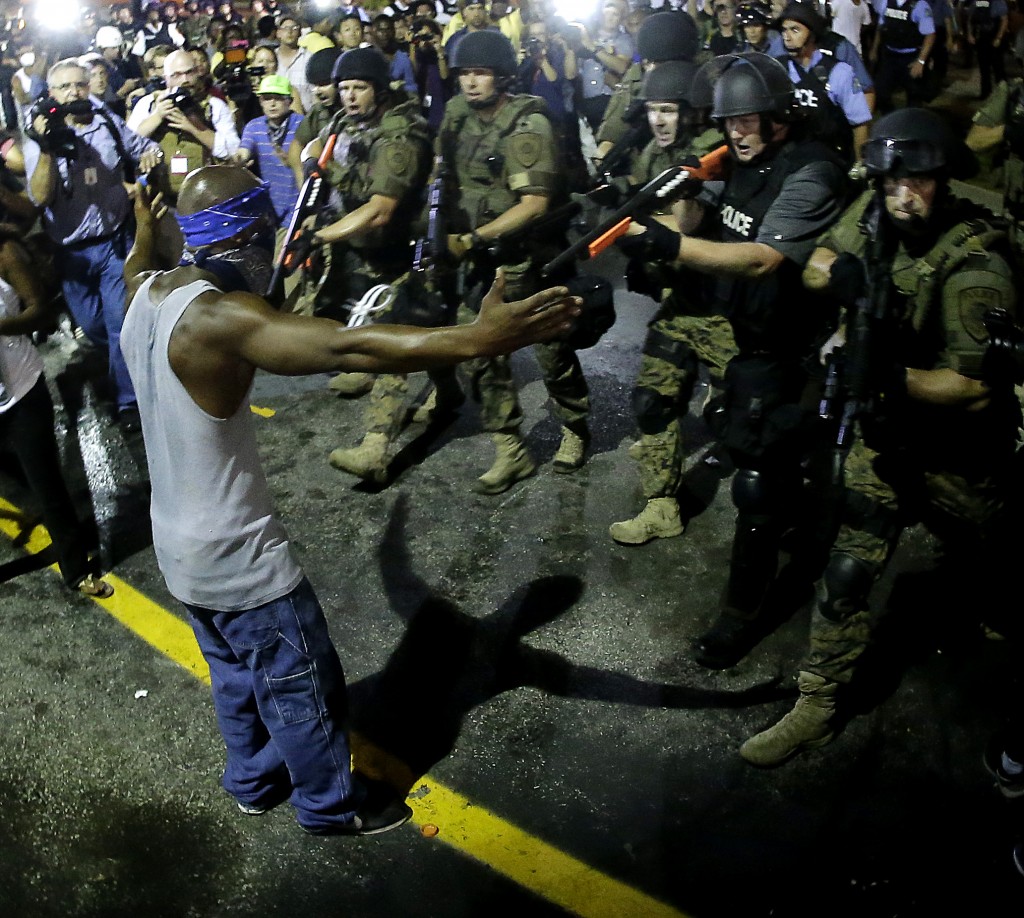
[973,79,1024,251]
[438,92,589,437]
[804,190,1020,684]
[318,95,435,444]
[628,127,737,500]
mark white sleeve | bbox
[126,94,154,132]
[210,97,241,159]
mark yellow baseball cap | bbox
[257,74,292,96]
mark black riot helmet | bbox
[450,30,518,77]
[636,11,700,63]
[332,47,390,90]
[736,1,772,27]
[862,108,978,181]
[306,46,342,86]
[638,60,697,104]
[691,52,795,121]
[778,1,827,40]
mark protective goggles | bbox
[861,138,946,177]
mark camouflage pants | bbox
[632,303,736,499]
[455,262,590,434]
[805,431,1017,683]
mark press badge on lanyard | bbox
[171,155,189,176]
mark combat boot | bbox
[608,498,684,545]
[328,372,375,397]
[474,433,536,495]
[739,672,838,767]
[329,432,390,484]
[693,611,763,670]
[552,425,589,473]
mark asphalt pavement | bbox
[2,62,1024,918]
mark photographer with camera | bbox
[128,48,240,200]
[23,59,163,432]
[409,16,450,131]
[515,16,586,191]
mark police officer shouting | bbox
[620,53,847,669]
[440,30,592,494]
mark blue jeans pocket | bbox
[266,667,319,725]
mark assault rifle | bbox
[818,188,900,478]
[411,154,448,283]
[541,144,731,278]
[265,133,337,298]
[595,98,651,180]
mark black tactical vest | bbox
[969,0,996,30]
[716,139,844,355]
[782,54,854,163]
[881,0,922,49]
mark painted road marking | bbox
[0,497,688,918]
[250,405,276,418]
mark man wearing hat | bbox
[94,24,144,112]
[777,1,872,163]
[234,74,302,227]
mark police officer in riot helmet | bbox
[777,2,872,164]
[620,53,848,668]
[608,60,739,546]
[742,108,1021,767]
[441,29,593,493]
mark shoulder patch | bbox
[508,132,542,168]
[960,287,1004,342]
[384,143,412,176]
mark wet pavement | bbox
[3,64,1024,918]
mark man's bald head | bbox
[178,165,262,217]
[164,49,202,94]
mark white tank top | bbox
[120,275,303,610]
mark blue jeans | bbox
[56,227,137,413]
[185,578,361,831]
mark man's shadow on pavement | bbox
[349,496,790,794]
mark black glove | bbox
[615,216,680,262]
[826,252,867,306]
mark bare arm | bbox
[802,245,837,291]
[124,183,170,305]
[906,367,991,409]
[28,144,57,208]
[183,270,580,379]
[0,239,55,336]
[477,192,548,240]
[313,193,398,244]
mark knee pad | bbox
[819,553,877,623]
[731,468,771,515]
[644,327,695,371]
[633,386,676,435]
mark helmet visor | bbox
[861,138,947,176]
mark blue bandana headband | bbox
[176,184,275,248]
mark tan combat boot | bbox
[328,372,375,397]
[608,497,684,545]
[474,433,536,495]
[739,672,838,767]
[329,432,390,484]
[552,425,588,473]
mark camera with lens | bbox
[217,38,253,101]
[26,95,87,158]
[527,36,545,56]
[165,86,203,116]
[144,74,167,94]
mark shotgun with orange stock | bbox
[541,144,730,278]
[265,133,337,298]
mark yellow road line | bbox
[250,405,276,418]
[0,497,688,918]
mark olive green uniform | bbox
[318,96,435,441]
[973,78,1024,249]
[628,127,737,499]
[804,190,1020,684]
[438,93,589,435]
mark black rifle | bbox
[818,188,900,482]
[265,132,337,299]
[596,99,651,180]
[411,154,448,283]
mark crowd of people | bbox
[1,0,1024,865]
